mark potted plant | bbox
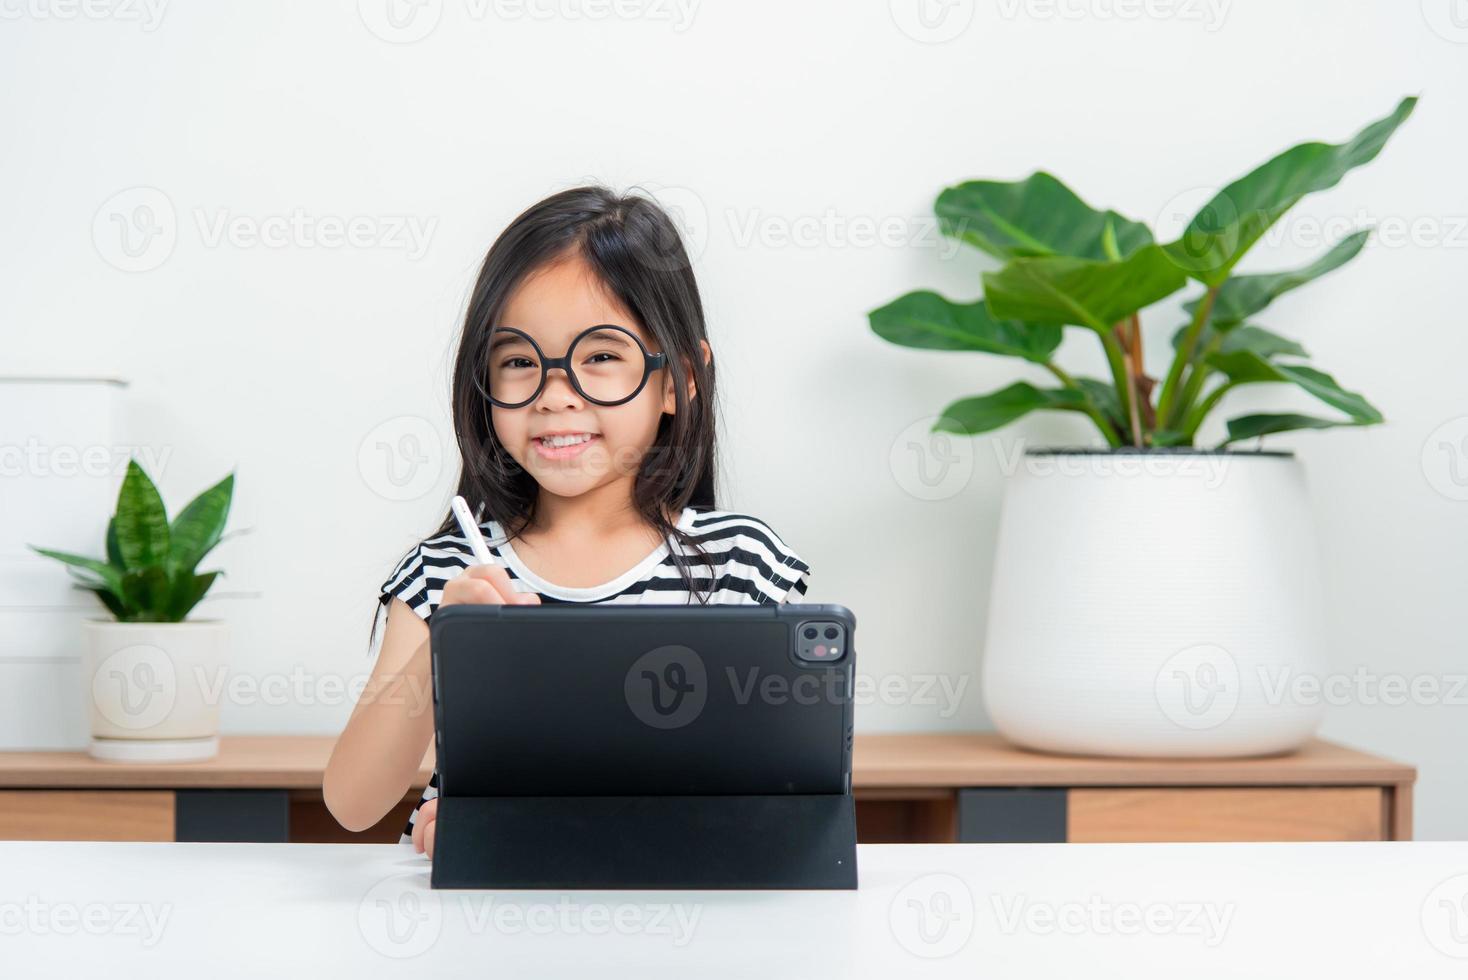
[31,460,235,761]
[870,97,1416,758]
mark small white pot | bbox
[982,449,1327,758]
[81,619,228,762]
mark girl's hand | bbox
[415,564,535,860]
[411,797,437,857]
[440,563,541,607]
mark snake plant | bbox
[31,460,234,622]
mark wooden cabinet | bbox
[854,735,1413,843]
[1066,787,1388,842]
[0,790,175,841]
[0,734,1414,844]
[0,738,411,843]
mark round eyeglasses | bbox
[479,324,669,409]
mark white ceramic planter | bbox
[81,619,228,762]
[982,449,1327,758]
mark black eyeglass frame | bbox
[479,323,670,409]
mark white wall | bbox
[2,1,1464,836]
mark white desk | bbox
[4,840,1466,977]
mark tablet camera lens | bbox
[797,622,846,663]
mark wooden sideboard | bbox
[0,734,1414,844]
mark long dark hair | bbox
[378,185,721,642]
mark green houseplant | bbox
[30,460,236,762]
[869,96,1416,449]
[30,460,234,622]
[871,97,1418,759]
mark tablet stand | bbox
[430,792,858,890]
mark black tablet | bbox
[428,602,856,799]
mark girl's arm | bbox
[324,563,539,832]
[323,598,435,832]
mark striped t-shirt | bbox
[374,505,812,845]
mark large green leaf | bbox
[1219,325,1309,359]
[936,172,1154,261]
[169,472,234,573]
[932,382,1089,435]
[1206,351,1381,422]
[982,245,1187,332]
[1170,323,1309,360]
[868,291,1062,363]
[1185,230,1370,327]
[114,460,170,570]
[1174,328,1315,441]
[1221,413,1372,445]
[1163,97,1415,285]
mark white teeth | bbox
[540,433,593,448]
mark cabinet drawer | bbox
[1068,787,1386,842]
[0,790,175,841]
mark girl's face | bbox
[489,252,706,503]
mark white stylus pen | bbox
[450,494,524,592]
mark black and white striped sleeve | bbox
[379,543,432,621]
[743,519,811,605]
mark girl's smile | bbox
[532,431,602,460]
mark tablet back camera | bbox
[796,622,846,663]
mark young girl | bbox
[323,185,811,859]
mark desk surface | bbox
[4,839,1464,977]
[0,733,1415,789]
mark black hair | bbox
[372,185,721,648]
